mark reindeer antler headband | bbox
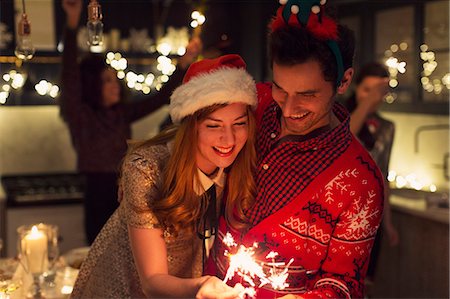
[271,0,344,85]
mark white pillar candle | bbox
[22,225,48,274]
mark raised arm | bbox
[124,37,203,122]
[59,0,83,123]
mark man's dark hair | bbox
[268,23,355,89]
[354,62,389,86]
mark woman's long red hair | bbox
[128,104,256,235]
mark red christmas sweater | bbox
[206,83,384,299]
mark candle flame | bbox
[31,225,39,234]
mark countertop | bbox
[389,190,449,224]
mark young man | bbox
[205,2,384,299]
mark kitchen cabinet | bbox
[0,174,87,258]
[371,193,449,298]
[5,203,87,257]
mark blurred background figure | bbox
[59,0,201,245]
[343,62,400,292]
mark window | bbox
[422,1,449,103]
[336,0,449,114]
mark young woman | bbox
[70,54,257,298]
[60,0,201,244]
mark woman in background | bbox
[71,54,257,298]
[60,0,201,244]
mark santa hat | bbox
[169,54,257,124]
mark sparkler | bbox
[222,232,294,298]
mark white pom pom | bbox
[291,5,300,14]
[311,5,320,14]
[279,0,288,5]
[320,0,327,5]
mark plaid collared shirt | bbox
[246,83,353,225]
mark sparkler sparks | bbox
[222,232,294,298]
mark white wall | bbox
[0,106,76,175]
[0,105,169,175]
[0,106,449,193]
[381,111,449,193]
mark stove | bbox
[1,173,85,206]
[0,173,87,257]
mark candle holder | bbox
[17,224,59,299]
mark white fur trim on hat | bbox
[169,67,257,123]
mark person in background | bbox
[70,54,257,298]
[60,0,202,244]
[343,62,399,291]
[202,1,384,298]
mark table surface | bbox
[0,248,86,299]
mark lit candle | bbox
[21,225,48,274]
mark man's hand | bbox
[62,0,82,30]
[178,37,203,70]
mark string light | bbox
[420,43,449,94]
[87,0,104,48]
[0,70,26,104]
[15,0,35,60]
[34,80,59,98]
[383,42,409,104]
[190,10,206,29]
[388,170,438,192]
[3,4,208,103]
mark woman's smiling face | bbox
[196,102,249,174]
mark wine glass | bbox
[17,223,59,299]
[42,225,60,298]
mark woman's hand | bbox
[62,0,82,30]
[196,276,243,299]
[178,37,203,70]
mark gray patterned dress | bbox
[70,144,204,298]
